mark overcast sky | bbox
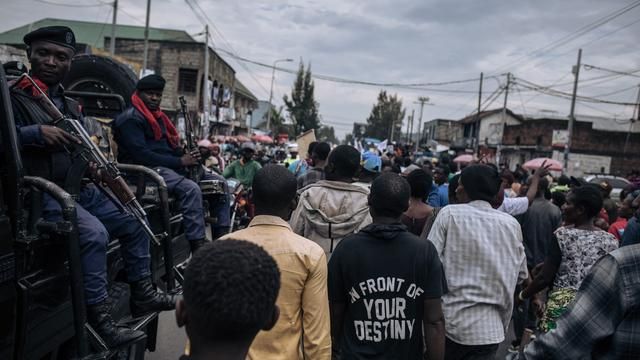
[3,0,640,139]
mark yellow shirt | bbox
[220,215,331,360]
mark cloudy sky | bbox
[3,0,640,139]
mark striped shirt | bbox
[427,200,528,345]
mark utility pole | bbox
[203,25,210,124]
[266,58,293,133]
[563,48,582,174]
[496,73,510,166]
[474,72,483,156]
[406,110,414,143]
[142,0,151,73]
[415,96,430,152]
[109,0,118,57]
[624,84,640,155]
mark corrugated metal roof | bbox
[234,79,258,102]
[0,18,194,48]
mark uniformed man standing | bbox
[113,75,231,249]
[10,26,176,348]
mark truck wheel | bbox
[63,54,138,105]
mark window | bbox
[178,68,198,94]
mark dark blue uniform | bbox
[113,107,230,240]
[12,85,151,305]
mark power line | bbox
[214,48,487,93]
[488,0,640,75]
[185,0,271,96]
[32,0,109,7]
[583,63,640,78]
[591,84,640,98]
[513,77,638,106]
[529,16,640,70]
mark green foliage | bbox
[283,61,321,135]
[364,90,406,142]
[317,125,338,144]
[264,106,295,138]
[344,133,354,145]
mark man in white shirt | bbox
[428,164,528,360]
[495,164,550,216]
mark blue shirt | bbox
[428,183,449,207]
[288,159,309,177]
[621,216,640,247]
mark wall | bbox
[114,39,235,113]
[478,112,521,145]
[503,118,640,176]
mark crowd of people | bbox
[180,136,640,359]
[9,24,640,360]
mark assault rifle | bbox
[178,96,202,181]
[13,74,160,246]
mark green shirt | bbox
[223,159,262,187]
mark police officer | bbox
[10,26,176,348]
[113,75,231,251]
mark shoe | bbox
[189,238,207,254]
[129,278,178,317]
[87,300,146,348]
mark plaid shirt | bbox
[428,201,528,345]
[523,243,640,359]
[297,167,325,190]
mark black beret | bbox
[461,164,501,203]
[136,74,166,91]
[24,26,76,52]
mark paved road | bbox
[146,311,187,360]
[145,311,517,359]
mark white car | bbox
[585,175,631,202]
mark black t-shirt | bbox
[328,223,447,360]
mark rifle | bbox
[13,74,161,246]
[178,96,202,181]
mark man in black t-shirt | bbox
[328,173,447,360]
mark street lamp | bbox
[266,58,294,133]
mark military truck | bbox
[0,55,204,359]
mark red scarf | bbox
[14,75,49,97]
[131,91,180,149]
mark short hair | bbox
[538,177,550,193]
[460,165,501,202]
[252,164,297,212]
[406,169,432,200]
[551,191,566,208]
[312,142,331,161]
[307,141,318,156]
[501,170,515,186]
[435,166,450,176]
[569,185,604,218]
[369,173,410,218]
[183,240,280,341]
[327,145,361,178]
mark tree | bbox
[316,125,338,144]
[344,133,354,145]
[264,106,294,138]
[364,90,406,142]
[283,61,320,135]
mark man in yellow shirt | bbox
[220,165,331,359]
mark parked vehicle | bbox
[585,174,631,202]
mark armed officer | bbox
[9,26,176,348]
[113,75,231,251]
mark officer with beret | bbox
[9,26,176,348]
[113,75,231,252]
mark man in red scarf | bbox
[10,26,175,349]
[114,75,231,251]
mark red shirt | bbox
[608,218,628,241]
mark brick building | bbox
[0,18,258,135]
[422,119,463,147]
[452,107,640,176]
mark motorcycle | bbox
[226,178,253,233]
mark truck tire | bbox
[63,54,138,105]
